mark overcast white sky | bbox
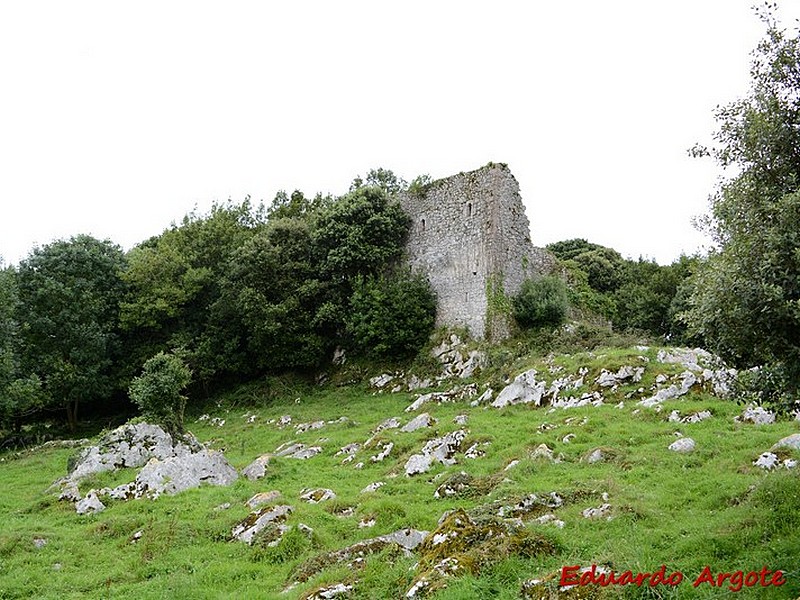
[2,1,799,266]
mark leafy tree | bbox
[346,270,437,358]
[213,218,328,373]
[16,236,127,430]
[685,5,800,409]
[267,190,331,221]
[120,199,264,385]
[349,168,408,195]
[129,351,192,436]
[513,276,569,329]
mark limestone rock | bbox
[134,449,238,498]
[75,491,105,515]
[67,422,201,482]
[369,373,395,389]
[533,514,565,528]
[401,413,434,433]
[668,437,696,453]
[453,414,468,426]
[360,481,385,494]
[771,433,800,451]
[300,488,336,503]
[241,454,271,480]
[582,503,612,519]
[374,417,401,432]
[295,420,325,434]
[595,365,644,387]
[492,369,545,408]
[470,388,493,407]
[231,504,293,545]
[669,410,713,424]
[369,442,393,463]
[301,583,353,599]
[405,453,434,476]
[737,405,776,425]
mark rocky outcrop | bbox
[405,430,468,476]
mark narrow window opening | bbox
[421,218,426,231]
[467,203,472,217]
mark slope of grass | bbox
[0,346,798,599]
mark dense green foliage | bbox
[128,351,192,436]
[346,270,437,358]
[0,171,430,433]
[15,236,127,430]
[684,7,800,410]
[512,276,568,330]
[546,238,697,341]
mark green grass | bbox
[1,347,799,598]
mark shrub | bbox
[128,352,192,436]
[512,276,568,330]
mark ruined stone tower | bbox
[398,163,553,340]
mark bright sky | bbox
[2,1,798,266]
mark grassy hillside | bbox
[1,346,799,599]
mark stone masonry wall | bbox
[398,163,553,340]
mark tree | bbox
[685,4,800,409]
[513,276,569,330]
[120,199,264,385]
[16,236,127,430]
[129,351,192,436]
[346,270,437,358]
[0,264,45,430]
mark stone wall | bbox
[398,163,553,340]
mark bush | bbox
[512,276,568,330]
[346,270,437,358]
[128,352,192,436]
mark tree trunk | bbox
[65,400,78,432]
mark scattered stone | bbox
[533,514,565,528]
[301,583,354,599]
[241,454,271,480]
[290,528,429,586]
[332,346,346,365]
[470,388,493,407]
[358,518,376,529]
[492,369,546,408]
[753,452,793,470]
[464,443,487,459]
[210,417,226,427]
[530,444,555,462]
[335,443,361,457]
[737,405,776,425]
[584,448,606,464]
[582,503,612,520]
[669,410,713,424]
[59,483,81,503]
[33,537,47,549]
[504,459,520,471]
[405,430,468,476]
[434,472,473,499]
[215,502,231,511]
[75,491,105,515]
[370,373,395,389]
[295,420,325,434]
[369,442,393,463]
[668,437,696,453]
[130,530,143,544]
[595,366,644,387]
[453,414,468,426]
[406,375,432,391]
[289,447,322,460]
[276,442,322,460]
[562,433,575,444]
[278,415,292,428]
[246,491,282,509]
[771,433,800,451]
[353,461,364,470]
[360,482,385,494]
[401,413,434,433]
[300,488,336,504]
[374,417,401,432]
[231,504,293,545]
